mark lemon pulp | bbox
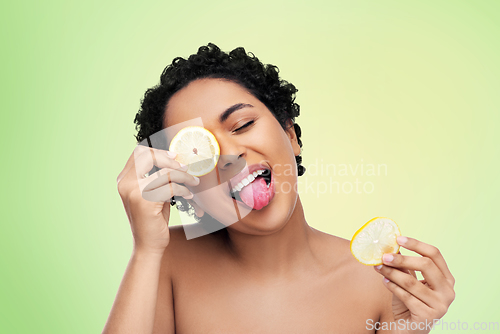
[350,217,401,266]
[168,126,220,177]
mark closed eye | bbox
[234,120,254,132]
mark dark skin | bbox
[105,78,454,334]
[157,225,391,333]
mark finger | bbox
[408,269,417,279]
[375,265,440,308]
[134,146,180,178]
[382,277,434,315]
[397,236,455,285]
[395,250,417,278]
[142,182,193,202]
[141,168,200,192]
[117,149,139,184]
[134,143,176,158]
[394,266,417,279]
[134,147,179,177]
[118,146,179,184]
[382,253,447,290]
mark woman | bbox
[104,44,455,333]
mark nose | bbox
[218,154,241,169]
[217,137,247,171]
[218,152,246,171]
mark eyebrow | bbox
[218,103,254,123]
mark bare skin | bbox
[157,213,392,333]
[104,79,455,334]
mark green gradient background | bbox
[1,0,499,332]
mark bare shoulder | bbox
[314,228,386,287]
[312,228,392,313]
[154,225,225,332]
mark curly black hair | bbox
[133,43,306,220]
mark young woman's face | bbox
[163,78,301,235]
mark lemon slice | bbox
[350,217,401,266]
[168,126,220,177]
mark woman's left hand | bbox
[374,236,455,334]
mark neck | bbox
[224,197,317,280]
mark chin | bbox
[228,188,299,236]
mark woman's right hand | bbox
[116,145,200,255]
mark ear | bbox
[285,119,301,157]
[188,199,205,218]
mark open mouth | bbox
[229,168,272,204]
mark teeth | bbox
[231,169,267,193]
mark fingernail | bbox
[193,176,200,184]
[167,151,177,158]
[183,192,194,199]
[383,277,390,284]
[375,265,382,270]
[397,236,408,245]
[383,254,394,263]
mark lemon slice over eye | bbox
[350,217,401,266]
[168,126,220,177]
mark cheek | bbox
[255,118,294,157]
[258,120,298,187]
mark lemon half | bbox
[350,217,401,266]
[168,126,220,177]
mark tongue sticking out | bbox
[238,176,271,210]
